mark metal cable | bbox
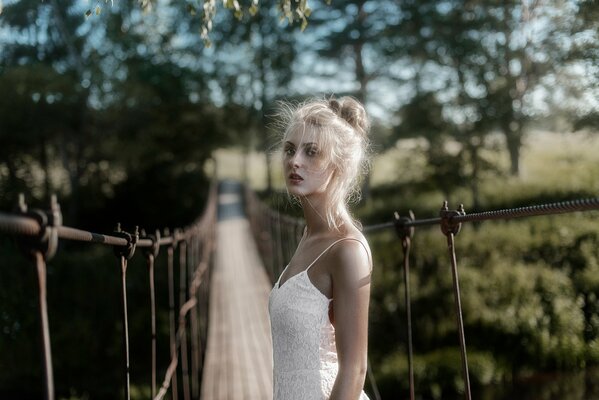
[388,198,599,231]
[242,190,599,400]
[167,245,179,400]
[0,215,171,248]
[34,251,55,400]
[6,188,596,399]
[118,255,131,400]
[146,253,157,399]
[445,232,471,400]
[453,197,599,223]
[189,239,200,400]
[401,236,415,400]
[154,254,213,400]
[154,183,217,400]
[3,198,598,246]
[1,180,217,400]
[178,241,191,400]
[244,187,383,397]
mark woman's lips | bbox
[289,173,303,184]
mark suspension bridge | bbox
[0,177,598,400]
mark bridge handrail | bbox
[0,178,218,400]
[364,197,599,232]
[245,190,599,400]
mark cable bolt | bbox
[440,201,466,237]
[393,210,415,242]
[141,228,161,259]
[113,223,138,260]
[15,194,62,261]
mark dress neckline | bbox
[275,268,332,302]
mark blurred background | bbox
[1,0,599,399]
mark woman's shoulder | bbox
[327,230,372,275]
[338,226,370,252]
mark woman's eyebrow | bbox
[284,141,317,148]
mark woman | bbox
[268,96,372,400]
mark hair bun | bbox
[328,98,341,114]
[330,96,370,138]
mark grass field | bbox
[212,130,599,400]
[213,130,599,203]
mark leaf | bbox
[249,4,258,16]
[95,5,101,15]
[300,17,308,31]
[85,9,92,17]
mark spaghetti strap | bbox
[305,238,370,271]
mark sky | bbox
[1,0,597,128]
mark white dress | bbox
[268,238,371,400]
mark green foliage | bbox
[377,348,503,399]
[359,134,599,397]
[0,236,181,399]
[84,0,315,47]
[366,208,599,397]
[460,260,586,369]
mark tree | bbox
[570,0,599,131]
[386,1,585,179]
[189,0,297,192]
[293,0,402,200]
[0,0,96,222]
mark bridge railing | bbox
[0,179,218,400]
[244,186,304,284]
[244,187,599,400]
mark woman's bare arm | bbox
[329,239,371,400]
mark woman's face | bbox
[283,125,334,198]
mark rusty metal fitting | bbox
[113,223,138,259]
[142,229,161,259]
[16,194,62,261]
[393,210,415,242]
[440,201,466,236]
[163,227,178,249]
[172,228,185,245]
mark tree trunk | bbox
[257,17,273,195]
[59,134,79,224]
[507,134,521,176]
[353,23,370,203]
[503,121,522,177]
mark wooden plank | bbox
[200,218,273,400]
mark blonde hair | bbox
[277,95,371,232]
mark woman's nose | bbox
[290,152,302,168]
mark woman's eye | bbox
[285,148,295,156]
[306,148,318,157]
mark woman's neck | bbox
[299,194,329,235]
[299,194,348,237]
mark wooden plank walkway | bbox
[200,187,273,400]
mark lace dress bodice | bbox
[268,238,370,400]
